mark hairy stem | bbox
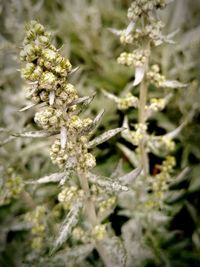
[78,171,114,267]
[139,74,149,176]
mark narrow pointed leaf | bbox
[19,103,37,112]
[117,143,139,167]
[12,130,59,138]
[163,80,187,88]
[51,202,82,254]
[125,21,135,35]
[27,172,66,184]
[60,127,67,149]
[49,90,55,105]
[133,66,145,86]
[101,89,119,102]
[0,136,16,147]
[88,127,125,148]
[89,173,128,193]
[118,166,142,185]
[108,28,123,36]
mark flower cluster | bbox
[58,186,84,210]
[25,205,47,250]
[117,49,150,67]
[149,156,176,206]
[0,168,24,206]
[131,123,148,146]
[127,0,166,22]
[147,64,166,87]
[117,93,138,110]
[20,21,96,171]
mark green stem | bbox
[78,171,114,267]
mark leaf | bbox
[49,90,55,105]
[89,173,128,193]
[163,80,187,88]
[26,172,66,185]
[133,66,145,86]
[125,21,135,35]
[12,130,59,138]
[101,89,119,102]
[117,143,139,167]
[51,202,82,254]
[69,95,92,106]
[108,28,123,36]
[19,103,37,111]
[88,127,125,148]
[60,127,67,149]
[54,244,94,264]
[118,166,142,185]
[102,237,127,267]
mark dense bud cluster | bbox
[58,186,84,209]
[127,0,166,21]
[20,20,73,107]
[147,64,166,87]
[117,49,150,67]
[34,107,64,130]
[150,156,176,205]
[117,93,138,110]
[98,196,116,215]
[20,21,97,171]
[131,123,147,146]
[25,205,47,250]
[0,169,24,205]
[147,97,166,112]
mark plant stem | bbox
[78,171,114,267]
[139,74,149,176]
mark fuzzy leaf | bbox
[108,28,123,36]
[54,244,94,264]
[101,89,119,102]
[102,237,127,267]
[133,66,145,86]
[125,21,135,35]
[12,130,59,138]
[26,172,66,185]
[49,90,55,105]
[51,202,83,254]
[89,173,128,193]
[118,166,142,185]
[60,127,67,149]
[117,143,139,167]
[88,127,125,148]
[19,103,37,112]
[163,80,187,88]
[70,95,92,106]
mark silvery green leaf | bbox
[19,102,37,111]
[125,21,135,35]
[26,172,66,185]
[51,202,83,254]
[118,166,142,185]
[163,80,187,88]
[54,244,94,264]
[111,159,124,179]
[69,66,80,75]
[60,127,67,149]
[101,89,119,102]
[92,109,105,128]
[69,95,91,106]
[102,237,127,267]
[49,90,55,105]
[108,28,123,36]
[164,122,185,139]
[88,127,125,148]
[89,173,128,193]
[12,130,59,138]
[133,66,145,86]
[117,143,139,167]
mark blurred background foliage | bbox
[0,0,200,266]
